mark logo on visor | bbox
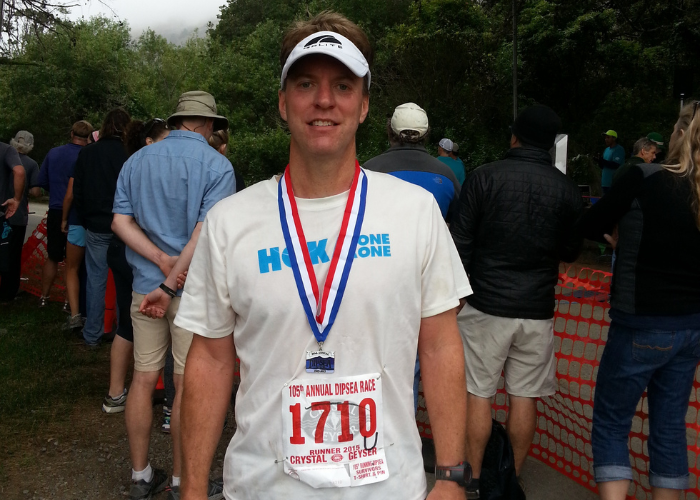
[304,35,342,49]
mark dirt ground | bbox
[1,397,236,500]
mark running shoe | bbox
[102,388,128,414]
[68,314,82,330]
[39,296,49,308]
[130,467,167,500]
[165,478,224,500]
[162,405,171,434]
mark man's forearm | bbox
[12,166,25,202]
[163,222,203,289]
[112,214,170,268]
[418,310,467,466]
[62,180,74,224]
[181,334,235,499]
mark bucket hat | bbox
[167,91,228,131]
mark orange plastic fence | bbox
[20,217,117,333]
[417,267,700,500]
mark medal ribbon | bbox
[278,161,367,344]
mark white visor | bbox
[281,31,371,89]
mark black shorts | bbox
[46,208,67,263]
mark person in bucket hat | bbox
[167,91,228,133]
[112,90,235,500]
[176,12,471,500]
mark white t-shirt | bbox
[175,170,470,500]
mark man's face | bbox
[640,146,657,163]
[279,54,369,160]
[604,135,615,147]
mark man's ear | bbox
[278,89,288,122]
[359,94,369,124]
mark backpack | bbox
[479,419,526,500]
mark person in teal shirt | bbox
[437,137,466,185]
[597,129,625,194]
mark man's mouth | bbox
[310,120,336,127]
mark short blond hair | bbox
[280,11,372,94]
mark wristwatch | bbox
[434,461,472,487]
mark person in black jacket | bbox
[73,108,131,347]
[577,101,700,499]
[451,105,583,497]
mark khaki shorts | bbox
[131,292,194,375]
[458,303,556,398]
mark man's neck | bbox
[287,144,357,199]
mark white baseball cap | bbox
[391,103,429,137]
[280,31,371,89]
[439,138,453,151]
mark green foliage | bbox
[0,0,698,187]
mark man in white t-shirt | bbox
[175,12,470,500]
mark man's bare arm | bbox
[112,213,177,277]
[181,334,235,500]
[2,165,25,219]
[419,308,467,499]
[61,178,74,233]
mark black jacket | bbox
[73,137,128,234]
[577,164,700,316]
[451,147,584,319]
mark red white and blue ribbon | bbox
[278,162,368,344]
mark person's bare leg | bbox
[108,335,133,398]
[506,395,537,476]
[651,487,682,500]
[466,393,493,479]
[171,373,184,477]
[65,243,84,316]
[598,480,630,500]
[41,258,58,297]
[125,369,160,471]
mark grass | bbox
[0,293,110,475]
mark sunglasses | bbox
[144,118,166,138]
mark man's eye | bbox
[300,82,312,89]
[338,84,349,91]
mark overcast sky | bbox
[66,0,229,44]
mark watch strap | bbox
[159,283,177,298]
[434,461,471,486]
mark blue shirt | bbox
[363,144,460,221]
[602,144,625,188]
[36,143,83,209]
[437,156,466,185]
[113,131,236,295]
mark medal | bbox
[278,161,368,373]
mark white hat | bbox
[281,31,371,89]
[391,103,429,137]
[439,138,453,152]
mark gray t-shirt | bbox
[9,153,39,226]
[0,142,22,217]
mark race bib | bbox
[282,373,390,488]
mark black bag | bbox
[479,419,526,500]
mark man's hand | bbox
[177,270,188,289]
[159,255,179,279]
[603,224,619,250]
[426,480,465,499]
[2,198,19,219]
[139,287,172,319]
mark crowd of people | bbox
[1,10,699,500]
